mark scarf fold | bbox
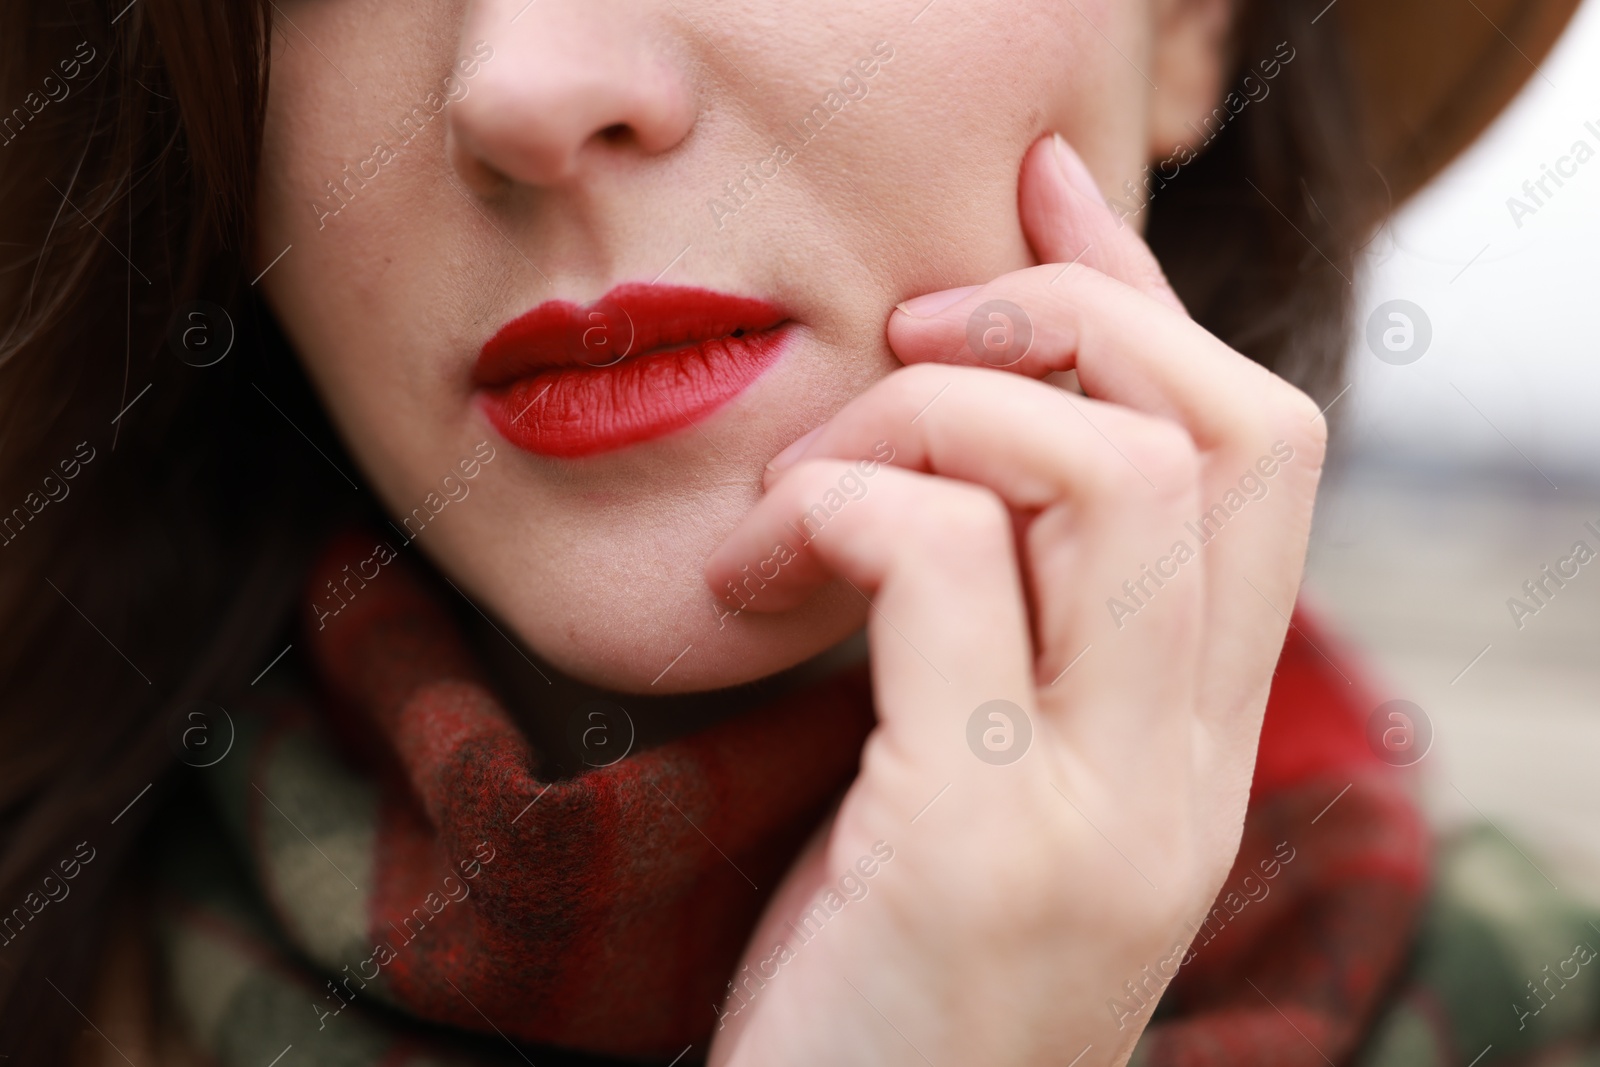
[154,530,1458,1066]
[160,530,874,1062]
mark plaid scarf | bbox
[155,531,1470,1065]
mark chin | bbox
[521,579,868,695]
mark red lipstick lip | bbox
[473,283,792,458]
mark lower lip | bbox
[477,324,793,458]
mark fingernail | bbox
[766,425,824,477]
[894,284,982,318]
[1051,132,1106,205]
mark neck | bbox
[461,610,869,778]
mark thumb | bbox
[1018,132,1186,314]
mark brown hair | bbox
[0,1,350,1057]
[0,0,1373,1057]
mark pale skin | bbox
[259,0,1324,1063]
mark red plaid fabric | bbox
[157,532,1428,1065]
[294,531,876,1057]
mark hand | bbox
[703,132,1326,1067]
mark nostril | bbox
[599,123,631,144]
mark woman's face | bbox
[258,0,1216,693]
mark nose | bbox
[448,0,696,190]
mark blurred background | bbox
[1306,0,1600,893]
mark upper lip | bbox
[473,282,789,387]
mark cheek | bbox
[797,0,1147,295]
[1035,0,1155,198]
[257,4,493,516]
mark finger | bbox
[1018,132,1185,313]
[741,368,1203,759]
[887,271,1324,758]
[709,460,1038,777]
[890,262,1316,449]
[1018,138,1329,752]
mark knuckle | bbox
[1269,424,1327,489]
[1070,457,1128,506]
[895,359,962,388]
[913,480,1010,554]
[1114,418,1203,508]
[888,361,967,404]
[777,459,881,531]
[1272,377,1324,425]
[1263,379,1328,460]
[1292,402,1330,469]
[1212,376,1328,494]
[1142,421,1204,490]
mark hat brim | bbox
[1336,0,1584,205]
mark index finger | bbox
[884,258,1326,782]
[1019,133,1186,314]
[886,262,1315,453]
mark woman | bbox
[0,0,1585,1064]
